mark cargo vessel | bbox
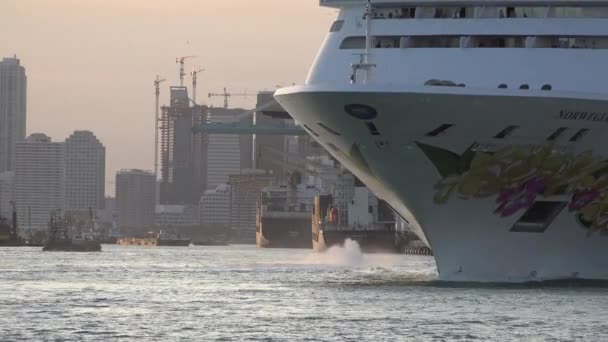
[256,184,318,248]
[275,0,608,281]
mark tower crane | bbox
[190,67,205,104]
[175,55,196,87]
[208,87,249,109]
[153,75,166,204]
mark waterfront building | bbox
[206,108,246,190]
[200,184,231,228]
[96,197,116,226]
[155,204,199,228]
[115,169,155,229]
[0,56,27,173]
[14,134,65,230]
[65,130,105,211]
[0,171,14,219]
[229,170,274,243]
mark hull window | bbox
[302,124,319,137]
[327,143,341,152]
[510,201,566,233]
[329,20,344,33]
[570,128,590,142]
[365,122,381,136]
[547,127,568,141]
[494,125,519,139]
[341,35,608,50]
[317,122,341,136]
[426,124,454,137]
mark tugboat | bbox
[43,210,101,252]
[312,191,403,254]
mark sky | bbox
[1,0,336,195]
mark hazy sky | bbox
[1,0,335,195]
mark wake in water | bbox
[302,239,404,268]
[307,239,365,266]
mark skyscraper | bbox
[206,108,245,190]
[0,56,27,173]
[65,131,106,211]
[116,169,155,229]
[14,134,65,230]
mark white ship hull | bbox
[276,84,608,282]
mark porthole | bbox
[344,104,378,120]
[520,84,530,90]
[541,84,552,91]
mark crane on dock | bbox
[208,87,249,109]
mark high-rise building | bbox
[229,170,274,243]
[115,169,155,229]
[200,184,231,228]
[206,108,247,190]
[0,171,14,219]
[14,134,65,230]
[159,86,207,205]
[154,205,198,228]
[65,131,105,211]
[0,56,27,173]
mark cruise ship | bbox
[274,0,608,282]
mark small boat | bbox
[43,210,101,252]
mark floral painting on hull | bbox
[417,142,608,235]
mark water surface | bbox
[1,243,606,341]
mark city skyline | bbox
[1,1,335,195]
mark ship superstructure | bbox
[275,0,608,281]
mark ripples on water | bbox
[0,242,607,341]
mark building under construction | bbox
[159,86,208,205]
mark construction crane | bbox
[153,75,166,204]
[208,87,249,109]
[175,55,196,87]
[190,67,205,104]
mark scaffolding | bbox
[159,86,209,205]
